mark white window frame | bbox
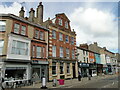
[11,40,28,55]
[40,31,44,40]
[52,45,56,57]
[0,20,6,31]
[0,40,4,55]
[65,35,69,43]
[58,18,62,26]
[14,23,20,34]
[65,21,68,29]
[52,30,56,39]
[60,47,63,58]
[66,48,69,59]
[21,25,26,35]
[59,33,63,41]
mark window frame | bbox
[59,33,63,41]
[0,20,6,32]
[52,45,56,57]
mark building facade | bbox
[43,13,78,81]
[0,2,49,82]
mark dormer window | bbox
[65,21,68,29]
[58,18,62,26]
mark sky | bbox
[0,0,119,53]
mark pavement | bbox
[21,74,118,89]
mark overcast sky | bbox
[0,0,118,53]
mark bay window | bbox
[66,48,69,59]
[72,50,75,59]
[11,40,28,55]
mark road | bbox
[64,75,118,88]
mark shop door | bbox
[72,64,76,78]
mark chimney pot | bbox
[19,6,25,18]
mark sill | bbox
[67,73,71,76]
[60,74,64,76]
[0,31,5,32]
[52,74,57,77]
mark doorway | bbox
[72,63,76,78]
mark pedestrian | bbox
[78,71,81,81]
[0,77,4,90]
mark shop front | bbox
[97,64,103,76]
[79,63,89,77]
[4,62,31,81]
[89,63,97,77]
[31,60,48,82]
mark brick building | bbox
[0,2,49,82]
[43,13,78,81]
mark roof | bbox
[0,14,49,31]
[55,13,70,21]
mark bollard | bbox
[13,82,16,88]
[41,77,47,89]
[88,75,91,80]
[53,79,57,87]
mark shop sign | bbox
[79,63,89,67]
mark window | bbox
[60,63,64,74]
[36,47,41,58]
[14,23,20,34]
[72,50,75,59]
[60,47,63,57]
[66,48,69,59]
[86,51,88,55]
[52,45,56,57]
[32,45,36,57]
[0,40,4,55]
[83,50,85,55]
[21,25,26,35]
[87,58,88,63]
[58,18,62,26]
[52,30,56,39]
[84,57,85,62]
[0,21,6,31]
[71,37,74,44]
[65,35,69,43]
[35,30,39,39]
[65,21,68,29]
[40,31,44,40]
[52,62,56,75]
[67,63,70,73]
[11,40,28,55]
[59,33,63,41]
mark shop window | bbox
[0,40,4,55]
[32,68,40,79]
[11,40,28,55]
[60,62,64,74]
[52,62,56,75]
[52,45,56,57]
[0,20,6,31]
[67,63,70,73]
[52,30,56,39]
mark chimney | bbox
[19,7,25,18]
[29,8,35,22]
[103,47,106,50]
[94,42,98,46]
[36,2,43,24]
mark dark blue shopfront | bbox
[79,63,89,77]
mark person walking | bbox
[78,71,81,81]
[0,77,4,90]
